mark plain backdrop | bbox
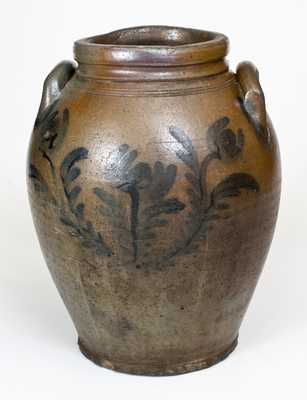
[1,1,306,399]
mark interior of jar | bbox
[87,26,217,47]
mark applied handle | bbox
[236,61,268,141]
[37,60,76,117]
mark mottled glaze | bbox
[27,26,281,375]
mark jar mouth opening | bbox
[74,26,228,66]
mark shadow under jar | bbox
[27,26,281,375]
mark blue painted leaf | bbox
[93,187,121,209]
[144,198,185,219]
[212,173,260,204]
[68,186,81,202]
[60,147,88,181]
[169,126,199,174]
[65,167,81,185]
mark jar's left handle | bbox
[37,60,76,118]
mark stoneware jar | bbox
[27,26,281,375]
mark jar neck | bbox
[73,26,229,82]
[76,60,229,82]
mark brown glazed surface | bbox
[27,26,281,375]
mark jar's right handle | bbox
[236,61,269,143]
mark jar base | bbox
[78,336,238,376]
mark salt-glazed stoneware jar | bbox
[27,26,281,375]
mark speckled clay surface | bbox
[27,26,281,375]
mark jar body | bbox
[27,37,281,375]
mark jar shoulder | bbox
[28,78,280,195]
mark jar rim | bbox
[74,26,229,66]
